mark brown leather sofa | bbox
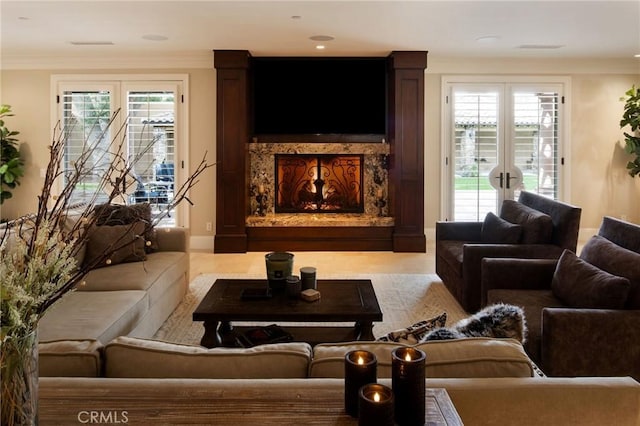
[483,216,640,379]
[435,191,582,312]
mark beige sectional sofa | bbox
[35,223,640,424]
[38,335,640,424]
[38,227,190,376]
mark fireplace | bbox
[275,154,364,213]
[214,50,427,253]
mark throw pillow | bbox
[376,313,447,344]
[551,249,631,309]
[93,203,158,252]
[83,222,147,269]
[580,235,640,309]
[423,303,527,343]
[499,200,553,244]
[481,212,522,244]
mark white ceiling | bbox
[2,0,639,67]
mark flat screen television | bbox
[252,57,387,136]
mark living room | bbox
[1,1,640,424]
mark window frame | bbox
[440,75,572,221]
[51,74,190,228]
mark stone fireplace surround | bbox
[213,50,427,252]
[248,142,391,219]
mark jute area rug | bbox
[153,273,468,346]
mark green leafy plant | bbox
[0,105,25,203]
[620,85,640,177]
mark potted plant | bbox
[620,85,640,177]
[0,105,25,204]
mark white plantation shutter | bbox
[512,91,560,199]
[55,76,186,226]
[60,89,114,204]
[452,90,500,221]
[126,91,176,182]
[444,79,566,221]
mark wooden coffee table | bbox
[192,278,383,348]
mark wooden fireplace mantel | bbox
[213,50,427,253]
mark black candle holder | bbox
[344,350,377,417]
[358,383,394,426]
[392,347,426,426]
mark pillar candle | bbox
[392,347,426,425]
[358,383,394,426]
[344,350,377,417]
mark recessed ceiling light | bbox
[69,41,114,46]
[309,35,334,42]
[316,45,326,50]
[635,54,640,58]
[291,15,302,20]
[142,34,168,41]
[18,16,29,21]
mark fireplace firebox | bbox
[275,154,364,213]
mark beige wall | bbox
[1,59,638,248]
[424,66,640,234]
[0,69,217,242]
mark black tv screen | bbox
[252,57,387,136]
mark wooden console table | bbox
[39,378,462,425]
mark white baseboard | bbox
[190,236,214,251]
[425,227,436,242]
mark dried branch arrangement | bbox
[1,107,214,344]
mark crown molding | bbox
[1,52,213,70]
[427,56,640,75]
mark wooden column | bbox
[388,51,428,252]
[213,50,251,253]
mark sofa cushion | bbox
[377,313,447,344]
[580,235,640,309]
[39,339,103,377]
[481,212,522,244]
[436,240,471,277]
[500,200,553,244]
[309,338,534,378]
[83,222,147,268]
[39,290,149,344]
[104,337,312,379]
[487,289,562,365]
[77,251,188,307]
[552,250,630,309]
[94,202,158,252]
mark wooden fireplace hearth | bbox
[213,50,427,253]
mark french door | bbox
[443,80,566,221]
[54,76,186,227]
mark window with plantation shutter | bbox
[54,75,187,227]
[442,77,569,222]
[60,88,114,205]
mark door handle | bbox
[494,172,504,188]
[506,172,518,189]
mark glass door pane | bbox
[452,90,500,221]
[126,90,176,226]
[61,90,112,205]
[512,90,560,200]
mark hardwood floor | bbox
[190,243,436,278]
